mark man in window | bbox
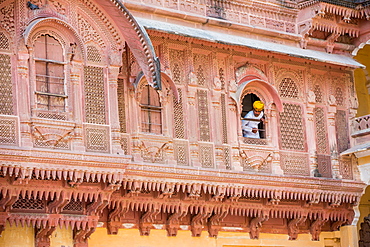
[241,101,264,138]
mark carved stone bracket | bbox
[107,200,128,235]
[0,212,10,237]
[35,214,59,247]
[166,207,188,237]
[191,208,212,237]
[208,206,229,237]
[249,212,269,239]
[288,216,307,240]
[73,216,99,247]
[35,225,56,247]
[0,192,18,212]
[47,192,70,214]
[310,218,327,241]
[139,207,160,236]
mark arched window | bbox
[241,93,265,139]
[140,84,162,134]
[34,34,65,112]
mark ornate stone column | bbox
[17,50,33,147]
[108,64,124,155]
[70,62,84,152]
[327,95,341,179]
[306,92,319,177]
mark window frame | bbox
[32,33,68,114]
[139,83,163,134]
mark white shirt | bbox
[241,110,264,138]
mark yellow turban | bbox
[253,101,264,111]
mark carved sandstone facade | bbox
[0,0,369,246]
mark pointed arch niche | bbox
[232,66,283,146]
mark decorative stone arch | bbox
[135,72,177,103]
[93,0,161,89]
[235,64,268,85]
[232,79,283,114]
[24,17,84,60]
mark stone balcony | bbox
[342,114,370,158]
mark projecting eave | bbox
[136,18,365,69]
[341,142,370,158]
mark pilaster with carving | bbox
[17,51,33,147]
[70,62,85,151]
[108,63,124,155]
[306,91,319,177]
[328,96,341,179]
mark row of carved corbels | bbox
[106,195,353,240]
[0,166,362,208]
[121,179,361,206]
[0,182,117,217]
[0,213,98,247]
[0,164,125,185]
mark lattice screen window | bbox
[117,78,126,133]
[317,154,332,178]
[121,136,129,155]
[34,137,69,149]
[313,84,323,103]
[340,157,353,180]
[279,103,305,150]
[34,34,66,112]
[62,198,83,213]
[0,118,17,145]
[174,141,189,166]
[12,195,45,211]
[199,143,214,168]
[85,125,110,153]
[335,87,344,106]
[279,78,298,99]
[0,54,13,115]
[197,90,210,142]
[223,146,231,170]
[193,54,209,86]
[172,63,181,84]
[314,107,328,154]
[219,68,225,90]
[173,88,185,139]
[0,32,9,50]
[196,65,206,86]
[280,153,310,176]
[221,93,228,144]
[84,66,106,124]
[87,45,102,63]
[140,84,162,134]
[336,110,349,153]
[169,49,184,85]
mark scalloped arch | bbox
[232,79,283,112]
[24,17,85,58]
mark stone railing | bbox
[353,114,370,137]
[131,0,298,33]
